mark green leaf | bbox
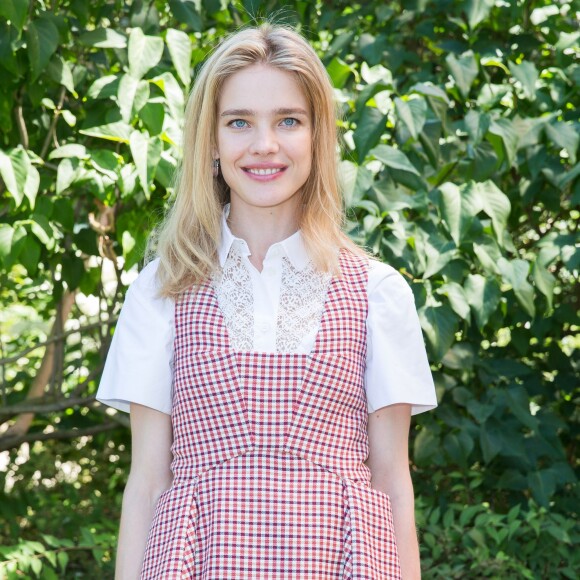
[532,248,557,310]
[410,82,450,104]
[353,106,387,162]
[464,273,501,330]
[480,420,503,462]
[438,181,482,246]
[19,236,41,275]
[497,258,536,318]
[117,73,140,123]
[464,110,490,145]
[29,214,54,248]
[546,122,579,165]
[418,303,458,361]
[418,119,441,167]
[414,426,440,466]
[326,57,353,89]
[508,60,538,100]
[48,144,88,160]
[0,0,29,32]
[436,282,471,319]
[369,179,427,211]
[130,131,163,198]
[79,121,133,143]
[56,158,81,195]
[152,72,184,123]
[166,28,192,86]
[339,160,373,207]
[47,57,77,96]
[370,144,421,175]
[57,550,69,571]
[140,101,165,136]
[473,237,501,275]
[90,149,120,180]
[465,0,494,29]
[62,255,85,290]
[168,0,203,32]
[79,28,127,48]
[128,27,164,80]
[395,96,426,140]
[446,51,478,99]
[420,233,457,279]
[505,386,538,430]
[489,118,518,168]
[477,180,511,245]
[0,147,38,208]
[0,21,18,76]
[0,224,14,259]
[26,17,59,82]
[87,75,119,99]
[528,470,556,506]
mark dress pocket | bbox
[342,480,401,579]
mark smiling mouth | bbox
[244,167,286,176]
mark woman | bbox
[97,23,437,579]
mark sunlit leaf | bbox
[166,29,192,87]
[446,51,478,99]
[128,27,164,81]
[508,60,538,100]
[497,257,536,318]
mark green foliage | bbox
[0,0,578,577]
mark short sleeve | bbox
[95,258,175,414]
[365,260,437,416]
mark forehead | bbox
[218,64,309,113]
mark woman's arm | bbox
[115,403,174,580]
[365,403,420,580]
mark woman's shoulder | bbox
[367,258,415,302]
[123,258,174,314]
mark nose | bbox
[248,125,279,156]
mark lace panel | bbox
[276,257,332,353]
[211,243,254,351]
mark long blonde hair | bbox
[152,22,363,298]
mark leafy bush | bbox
[0,0,577,577]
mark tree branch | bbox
[0,317,118,366]
[14,89,29,149]
[0,423,121,452]
[40,86,67,160]
[2,291,76,438]
[0,396,97,417]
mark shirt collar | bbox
[218,204,310,270]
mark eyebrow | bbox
[220,107,309,117]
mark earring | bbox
[212,158,220,177]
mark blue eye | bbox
[230,119,248,128]
[282,118,298,127]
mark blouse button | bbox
[259,323,270,333]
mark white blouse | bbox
[96,212,437,417]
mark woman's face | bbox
[216,64,313,218]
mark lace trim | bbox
[276,257,331,352]
[212,244,331,353]
[211,242,254,351]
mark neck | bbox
[227,202,300,271]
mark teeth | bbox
[246,168,283,175]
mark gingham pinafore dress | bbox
[140,250,401,579]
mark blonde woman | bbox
[97,23,437,579]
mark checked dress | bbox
[139,249,402,579]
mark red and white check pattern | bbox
[140,250,401,578]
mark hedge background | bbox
[0,0,578,578]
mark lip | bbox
[242,164,287,182]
